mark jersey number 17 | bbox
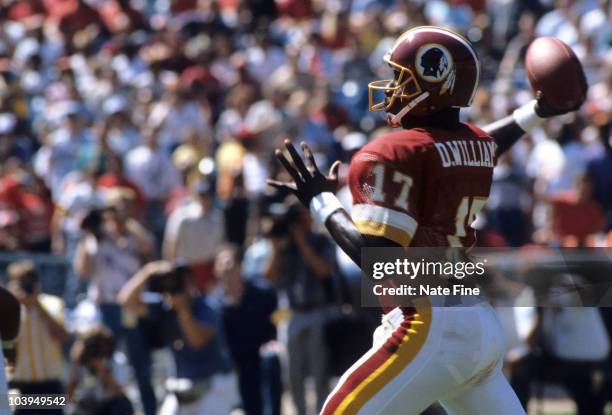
[370,164,487,246]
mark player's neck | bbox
[401,108,461,130]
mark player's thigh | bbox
[322,346,442,415]
[361,360,463,415]
[321,307,457,415]
[440,369,526,415]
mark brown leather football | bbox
[525,36,588,111]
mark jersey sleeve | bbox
[348,151,423,246]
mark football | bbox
[525,36,588,111]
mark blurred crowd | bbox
[0,0,610,414]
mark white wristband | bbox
[512,100,544,132]
[309,192,343,224]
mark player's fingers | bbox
[266,179,297,193]
[275,149,303,183]
[328,160,341,180]
[301,142,319,175]
[284,139,311,178]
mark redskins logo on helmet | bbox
[416,44,453,82]
[368,26,479,125]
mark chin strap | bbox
[388,92,431,127]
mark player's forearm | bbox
[482,115,526,157]
[324,209,367,267]
[117,265,153,317]
[483,100,547,158]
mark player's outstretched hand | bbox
[534,91,584,118]
[267,139,341,207]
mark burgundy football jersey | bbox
[348,123,497,247]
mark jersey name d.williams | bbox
[348,123,496,248]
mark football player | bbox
[268,27,582,414]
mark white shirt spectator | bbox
[242,153,269,195]
[111,53,148,86]
[245,100,283,136]
[107,126,141,155]
[37,127,97,195]
[526,134,564,182]
[149,100,211,150]
[163,201,224,263]
[83,234,143,304]
[542,308,610,361]
[535,9,579,49]
[12,294,66,382]
[547,141,589,194]
[542,274,610,361]
[124,145,180,201]
[211,59,239,87]
[246,45,286,83]
[102,96,143,154]
[56,176,102,236]
[216,108,247,142]
[424,0,473,33]
[506,286,610,361]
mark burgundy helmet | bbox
[368,26,480,125]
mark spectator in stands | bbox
[546,119,594,195]
[6,261,66,415]
[119,260,238,415]
[20,173,54,253]
[0,113,30,163]
[264,202,336,415]
[487,153,532,246]
[73,206,156,415]
[0,211,19,251]
[163,179,224,292]
[67,325,133,415]
[37,103,98,196]
[96,155,146,217]
[50,172,102,257]
[0,166,53,252]
[587,121,612,230]
[216,85,259,143]
[508,288,610,415]
[211,244,280,415]
[547,175,605,246]
[148,86,212,152]
[99,96,142,156]
[124,128,180,244]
